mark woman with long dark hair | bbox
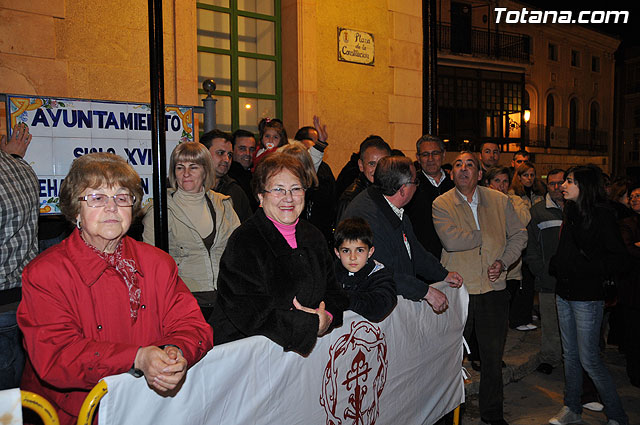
[548,166,630,425]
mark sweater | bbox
[405,170,455,259]
[142,189,240,293]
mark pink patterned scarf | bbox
[84,236,141,322]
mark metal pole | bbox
[202,79,218,133]
[423,0,438,135]
[148,0,169,252]
[203,96,218,132]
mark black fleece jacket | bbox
[550,204,631,301]
[334,258,397,322]
[209,209,348,355]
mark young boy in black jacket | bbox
[333,217,397,322]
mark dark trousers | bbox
[464,289,510,421]
[507,265,535,328]
[623,306,640,386]
[0,312,24,390]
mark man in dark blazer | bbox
[406,134,455,260]
[336,136,391,221]
[342,156,463,313]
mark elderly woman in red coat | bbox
[17,153,213,425]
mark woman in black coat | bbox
[548,166,629,425]
[209,153,348,356]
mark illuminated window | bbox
[197,1,281,132]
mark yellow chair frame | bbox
[76,381,108,425]
[21,390,60,425]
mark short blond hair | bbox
[168,142,216,190]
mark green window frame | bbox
[196,1,282,132]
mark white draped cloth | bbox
[99,282,468,425]
[0,388,22,425]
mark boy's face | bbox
[335,240,375,273]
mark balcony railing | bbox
[437,24,530,63]
[525,124,609,152]
[440,124,608,153]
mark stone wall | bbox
[0,0,197,107]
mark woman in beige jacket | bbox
[143,142,240,318]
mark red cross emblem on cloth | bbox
[320,321,388,425]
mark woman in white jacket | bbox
[143,142,240,318]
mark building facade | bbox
[0,0,620,174]
[617,45,640,180]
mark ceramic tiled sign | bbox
[7,95,193,214]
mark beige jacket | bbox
[432,186,528,295]
[142,189,240,292]
[505,193,532,281]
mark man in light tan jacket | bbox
[433,152,527,425]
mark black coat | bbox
[209,209,348,355]
[405,170,454,259]
[619,213,640,308]
[228,161,258,211]
[335,152,360,201]
[343,186,449,301]
[334,258,397,322]
[336,173,371,222]
[215,174,253,223]
[550,204,631,301]
[303,161,336,247]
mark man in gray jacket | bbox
[525,169,565,374]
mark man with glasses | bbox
[406,135,455,259]
[343,156,463,313]
[433,152,527,425]
[619,185,640,388]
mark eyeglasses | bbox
[262,187,306,199]
[404,179,420,187]
[418,151,443,159]
[78,193,136,208]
